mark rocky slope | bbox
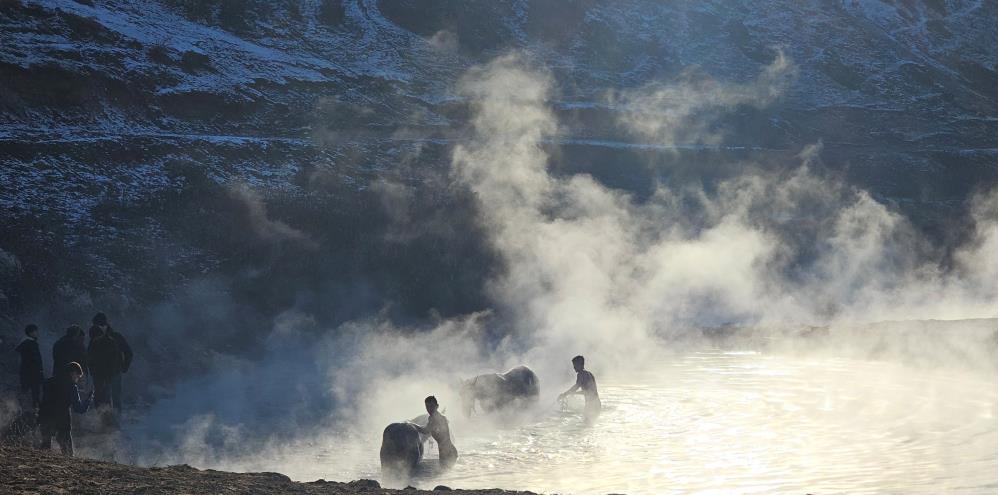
[0,446,539,495]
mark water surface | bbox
[291,350,998,494]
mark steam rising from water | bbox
[227,182,319,249]
[607,50,794,146]
[110,53,998,492]
[452,52,997,360]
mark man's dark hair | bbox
[92,312,108,326]
[24,324,38,336]
[572,355,585,366]
[65,361,84,376]
[66,324,83,337]
[425,395,438,406]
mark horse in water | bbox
[380,415,429,480]
[460,365,540,417]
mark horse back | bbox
[380,423,424,461]
[501,366,540,397]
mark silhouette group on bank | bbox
[10,312,133,456]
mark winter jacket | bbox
[37,375,91,430]
[88,326,133,375]
[15,338,43,385]
[88,333,121,377]
[53,335,88,376]
[109,329,133,373]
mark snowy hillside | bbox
[2,0,998,325]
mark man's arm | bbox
[411,414,431,434]
[116,332,134,373]
[70,384,92,414]
[86,345,95,375]
[81,351,89,376]
[31,342,43,371]
[558,380,581,400]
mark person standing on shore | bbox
[558,355,601,424]
[414,396,458,469]
[53,325,88,377]
[37,361,92,456]
[15,324,44,409]
[87,313,132,412]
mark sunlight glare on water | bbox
[295,350,998,494]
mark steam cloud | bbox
[607,51,794,146]
[450,52,997,373]
[228,183,318,249]
[458,52,997,331]
[98,51,998,479]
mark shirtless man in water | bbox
[558,355,601,424]
[414,395,458,469]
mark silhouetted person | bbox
[53,325,88,377]
[15,324,44,409]
[87,313,132,412]
[38,361,92,456]
[414,395,458,469]
[558,355,601,424]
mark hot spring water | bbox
[275,349,998,493]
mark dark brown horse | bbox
[379,416,429,480]
[459,365,540,417]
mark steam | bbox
[70,51,998,484]
[956,189,998,298]
[607,51,794,146]
[445,51,998,379]
[228,182,318,249]
[0,248,20,283]
[450,53,807,365]
[427,30,459,54]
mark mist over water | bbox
[76,52,998,493]
[281,350,998,494]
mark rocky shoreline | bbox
[0,446,539,495]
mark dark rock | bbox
[434,486,453,491]
[179,50,213,74]
[348,478,381,489]
[255,472,292,483]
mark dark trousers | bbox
[39,424,74,456]
[20,379,42,409]
[93,373,123,411]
